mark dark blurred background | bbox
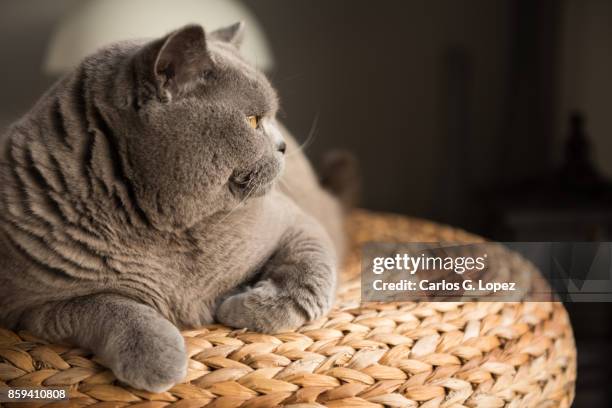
[1,0,611,405]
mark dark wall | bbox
[0,0,562,232]
[246,0,520,228]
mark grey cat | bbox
[0,23,347,392]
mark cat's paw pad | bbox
[110,322,187,392]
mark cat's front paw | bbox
[216,280,329,333]
[107,319,187,392]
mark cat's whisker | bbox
[214,180,258,226]
[278,178,296,196]
[274,72,304,85]
[286,112,319,157]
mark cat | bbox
[0,23,347,392]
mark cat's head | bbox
[93,23,285,229]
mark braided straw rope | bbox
[0,210,576,407]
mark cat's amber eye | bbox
[247,115,260,129]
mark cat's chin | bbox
[229,167,281,200]
[230,179,276,201]
[251,181,275,198]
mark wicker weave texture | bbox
[0,210,577,407]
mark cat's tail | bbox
[320,150,361,209]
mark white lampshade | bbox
[44,0,274,75]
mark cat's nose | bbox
[277,140,287,154]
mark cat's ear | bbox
[210,21,245,48]
[154,24,213,97]
[141,24,213,100]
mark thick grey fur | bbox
[0,23,344,392]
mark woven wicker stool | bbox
[0,210,577,407]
